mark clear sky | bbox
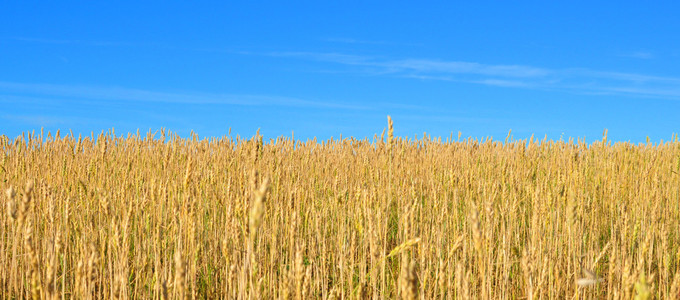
[1,2,679,143]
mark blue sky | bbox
[1,2,679,143]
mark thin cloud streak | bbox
[265,51,680,100]
[270,52,549,78]
[471,79,532,88]
[402,75,531,88]
[0,81,370,110]
[573,69,680,84]
[595,86,680,98]
[380,59,550,78]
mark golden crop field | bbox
[1,120,680,299]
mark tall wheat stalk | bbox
[0,124,678,298]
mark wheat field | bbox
[1,120,680,299]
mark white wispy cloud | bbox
[0,81,369,110]
[594,86,680,98]
[470,79,532,88]
[575,69,680,84]
[262,51,680,100]
[377,59,550,78]
[402,75,532,88]
[270,52,548,77]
